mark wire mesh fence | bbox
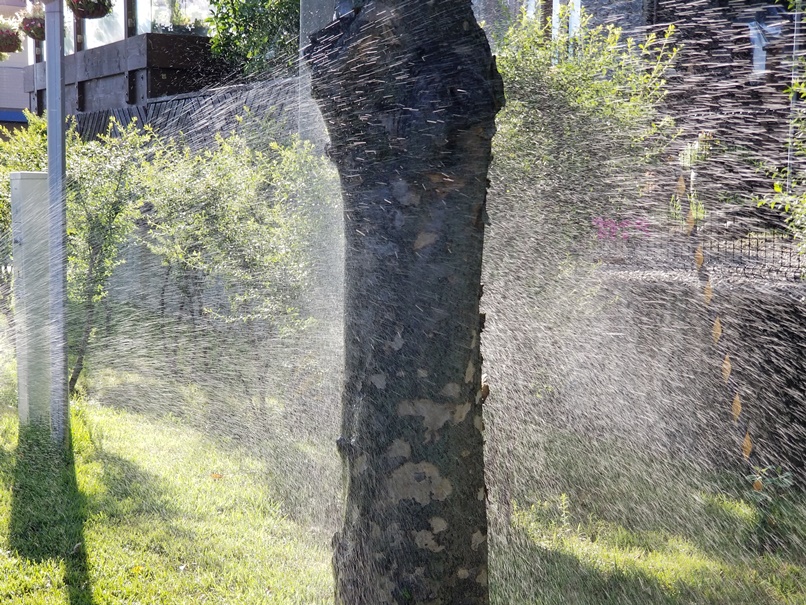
[594,224,804,281]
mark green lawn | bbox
[491,431,806,605]
[0,403,332,605]
[0,360,803,604]
[4,404,803,605]
[498,501,805,604]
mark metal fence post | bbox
[44,0,68,445]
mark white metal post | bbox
[44,0,68,445]
[298,0,333,142]
[10,172,52,427]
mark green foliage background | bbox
[207,0,299,74]
[491,8,677,239]
[765,72,806,253]
[0,112,339,387]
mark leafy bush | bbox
[139,131,339,324]
[746,466,803,552]
[764,99,806,253]
[0,111,49,234]
[0,112,339,390]
[65,119,155,392]
[0,113,49,319]
[492,8,677,237]
[482,8,680,535]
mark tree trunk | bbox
[306,1,504,603]
[68,252,101,396]
[68,298,94,396]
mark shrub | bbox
[492,8,677,238]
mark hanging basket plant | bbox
[67,0,113,20]
[17,3,46,41]
[0,18,22,53]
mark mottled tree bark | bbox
[306,1,504,603]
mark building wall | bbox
[0,0,30,127]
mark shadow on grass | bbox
[521,431,783,564]
[0,423,13,483]
[490,531,782,605]
[490,516,804,605]
[8,421,94,605]
[90,366,342,535]
[88,448,184,529]
[491,534,676,605]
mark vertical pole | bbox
[569,0,581,36]
[44,0,68,445]
[787,0,802,194]
[298,0,333,142]
[551,0,560,39]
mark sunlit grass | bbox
[3,330,805,605]
[498,431,806,605]
[0,403,332,604]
